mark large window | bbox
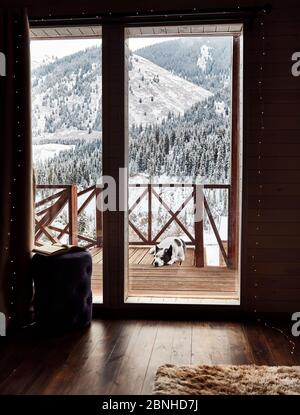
[30,28,103,303]
[29,23,242,309]
[125,25,242,304]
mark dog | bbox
[149,237,186,267]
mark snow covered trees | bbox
[128,95,230,184]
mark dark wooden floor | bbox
[0,320,299,395]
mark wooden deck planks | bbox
[90,247,239,301]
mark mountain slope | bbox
[128,54,212,126]
[31,46,212,137]
[135,37,232,94]
[32,47,102,138]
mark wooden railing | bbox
[35,183,234,268]
[35,184,102,249]
[128,184,231,267]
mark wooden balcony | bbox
[91,246,239,303]
[34,183,239,303]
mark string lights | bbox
[7,14,23,323]
[250,15,266,315]
[252,14,296,355]
[264,322,296,355]
[28,5,270,26]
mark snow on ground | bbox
[33,143,75,162]
[33,129,101,142]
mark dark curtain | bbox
[0,9,33,328]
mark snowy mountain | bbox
[135,37,232,94]
[32,39,231,185]
[33,143,75,162]
[31,47,102,138]
[128,54,212,126]
[31,47,212,137]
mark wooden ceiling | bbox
[30,26,102,39]
[127,24,243,37]
[30,23,243,39]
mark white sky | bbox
[30,39,101,61]
[129,37,177,51]
[30,37,176,62]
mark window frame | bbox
[29,20,244,316]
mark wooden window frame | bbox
[101,23,243,315]
[29,20,243,316]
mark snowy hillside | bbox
[128,54,212,126]
[136,37,232,94]
[31,47,212,137]
[31,54,58,70]
[31,47,102,138]
[33,143,75,162]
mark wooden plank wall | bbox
[17,0,300,313]
[243,1,300,312]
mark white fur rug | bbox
[154,364,300,395]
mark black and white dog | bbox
[149,237,186,267]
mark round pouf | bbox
[31,250,93,331]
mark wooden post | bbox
[102,25,126,306]
[194,185,204,267]
[96,186,103,247]
[69,184,78,245]
[148,184,152,243]
[228,35,240,270]
[219,241,228,267]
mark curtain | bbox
[0,9,33,328]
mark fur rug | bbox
[154,364,300,395]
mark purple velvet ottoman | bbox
[31,250,93,330]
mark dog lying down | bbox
[149,236,186,267]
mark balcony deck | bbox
[90,246,239,304]
[35,184,240,304]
